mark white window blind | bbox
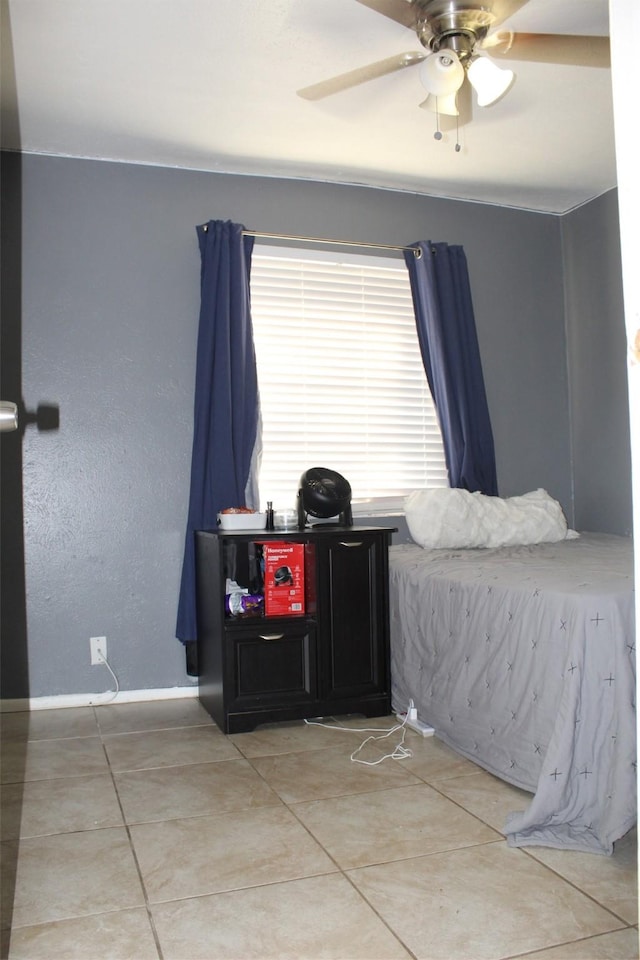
[250,246,448,513]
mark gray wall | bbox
[0,152,629,698]
[562,191,632,535]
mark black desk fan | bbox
[297,467,353,528]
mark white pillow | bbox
[404,487,571,549]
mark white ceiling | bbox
[1,0,614,214]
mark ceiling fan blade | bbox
[483,31,610,67]
[297,51,425,101]
[354,0,419,30]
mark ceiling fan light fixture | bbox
[420,92,459,117]
[419,49,465,97]
[467,55,514,106]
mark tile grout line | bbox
[520,844,638,929]
[91,709,639,948]
[501,928,639,960]
[418,768,639,930]
[241,720,638,955]
[235,726,422,960]
[235,717,507,960]
[282,789,421,960]
[8,705,636,957]
[92,704,165,960]
[102,708,415,955]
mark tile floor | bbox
[1,697,638,960]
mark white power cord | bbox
[304,702,417,765]
[349,715,412,766]
[88,652,120,706]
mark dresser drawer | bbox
[225,620,317,710]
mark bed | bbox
[389,531,636,855]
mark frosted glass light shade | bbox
[467,56,514,106]
[419,50,465,97]
[420,92,459,116]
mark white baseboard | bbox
[0,684,199,713]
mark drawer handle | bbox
[339,541,363,547]
[259,633,285,641]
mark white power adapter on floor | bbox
[397,702,435,737]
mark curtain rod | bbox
[200,224,421,258]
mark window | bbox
[250,246,447,514]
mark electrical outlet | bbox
[90,636,107,665]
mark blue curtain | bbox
[404,241,498,496]
[176,220,259,645]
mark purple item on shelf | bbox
[225,593,264,617]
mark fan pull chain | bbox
[433,102,443,141]
[432,97,461,153]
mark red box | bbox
[262,542,306,616]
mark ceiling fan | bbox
[297,0,609,123]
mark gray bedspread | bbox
[389,533,636,854]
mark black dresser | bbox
[195,525,395,733]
